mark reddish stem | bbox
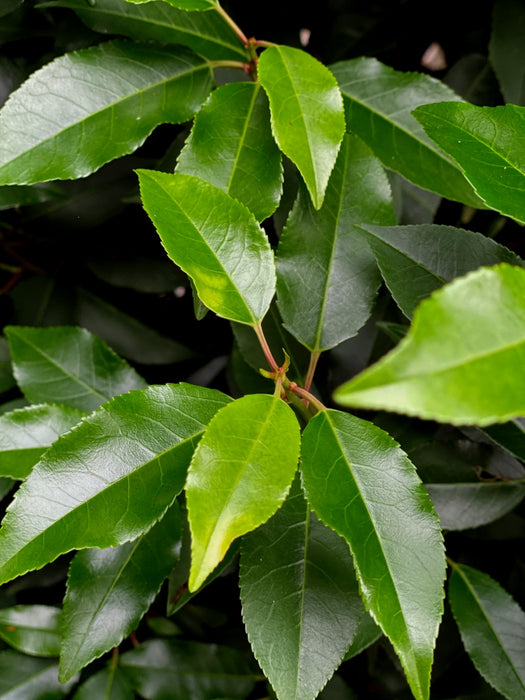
[253,322,279,372]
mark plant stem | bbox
[285,379,326,413]
[304,351,321,392]
[209,59,250,72]
[216,2,249,46]
[253,322,279,372]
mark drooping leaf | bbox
[276,132,394,352]
[5,325,146,412]
[490,0,525,105]
[358,223,523,318]
[0,383,231,585]
[186,393,301,591]
[334,265,525,426]
[137,170,276,325]
[414,102,525,224]
[0,41,212,186]
[0,605,61,657]
[177,81,282,221]
[60,503,182,681]
[0,651,76,699]
[258,45,345,209]
[72,664,134,700]
[301,409,446,700]
[126,0,217,9]
[448,563,525,699]
[331,57,484,208]
[38,0,248,61]
[0,404,85,479]
[240,477,364,700]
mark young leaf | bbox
[335,265,525,426]
[126,0,217,9]
[177,82,283,221]
[137,170,276,325]
[276,132,395,352]
[490,0,525,105]
[331,57,484,208]
[448,563,525,699]
[5,325,146,412]
[414,102,525,224]
[186,394,301,591]
[0,383,231,585]
[358,223,523,318]
[0,605,61,657]
[240,478,365,700]
[72,664,134,700]
[59,503,182,681]
[301,410,446,700]
[258,45,345,209]
[0,404,85,479]
[0,41,212,186]
[0,651,77,698]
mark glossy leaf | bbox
[449,563,525,699]
[72,665,134,700]
[127,0,217,9]
[335,265,525,426]
[177,81,282,221]
[39,0,248,61]
[0,383,230,585]
[0,404,85,480]
[186,393,301,591]
[5,325,146,412]
[258,45,345,209]
[0,651,76,699]
[490,0,525,105]
[358,223,523,318]
[137,170,276,325]
[276,133,394,352]
[301,409,446,700]
[331,57,484,208]
[0,41,212,186]
[240,478,364,700]
[414,102,525,224]
[0,605,61,657]
[60,503,182,681]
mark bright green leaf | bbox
[177,82,283,221]
[72,664,134,700]
[240,477,364,700]
[490,0,525,105]
[258,45,345,209]
[137,170,276,325]
[276,132,395,352]
[5,325,146,412]
[0,383,231,585]
[449,563,525,699]
[301,409,446,700]
[126,0,217,9]
[0,651,76,699]
[414,102,525,224]
[331,57,484,208]
[335,265,525,426]
[0,605,61,657]
[186,393,300,591]
[0,41,212,186]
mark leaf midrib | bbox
[226,83,260,193]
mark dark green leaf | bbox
[0,605,61,657]
[331,57,484,208]
[342,612,382,661]
[490,0,525,105]
[0,0,22,19]
[390,174,441,225]
[0,184,66,211]
[0,651,76,699]
[87,255,185,294]
[483,418,525,461]
[126,0,217,9]
[0,337,15,394]
[0,41,212,185]
[137,170,276,325]
[258,45,345,209]
[187,394,300,591]
[0,383,231,585]
[5,326,146,412]
[72,664,134,700]
[335,265,525,426]
[301,409,446,700]
[276,133,394,352]
[177,81,283,221]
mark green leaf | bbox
[258,45,345,209]
[0,41,212,186]
[343,612,382,661]
[490,0,525,105]
[483,418,525,461]
[414,102,525,224]
[72,664,134,700]
[0,651,76,699]
[137,170,276,325]
[38,0,248,61]
[0,0,22,19]
[0,404,85,479]
[301,409,446,700]
[177,82,283,221]
[126,0,217,9]
[186,393,301,591]
[240,477,364,700]
[334,265,525,426]
[448,563,525,699]
[5,325,146,412]
[0,184,66,210]
[0,605,61,657]
[0,337,15,394]
[276,133,395,352]
[358,223,523,318]
[60,503,182,681]
[0,383,230,585]
[119,638,260,699]
[331,57,484,208]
